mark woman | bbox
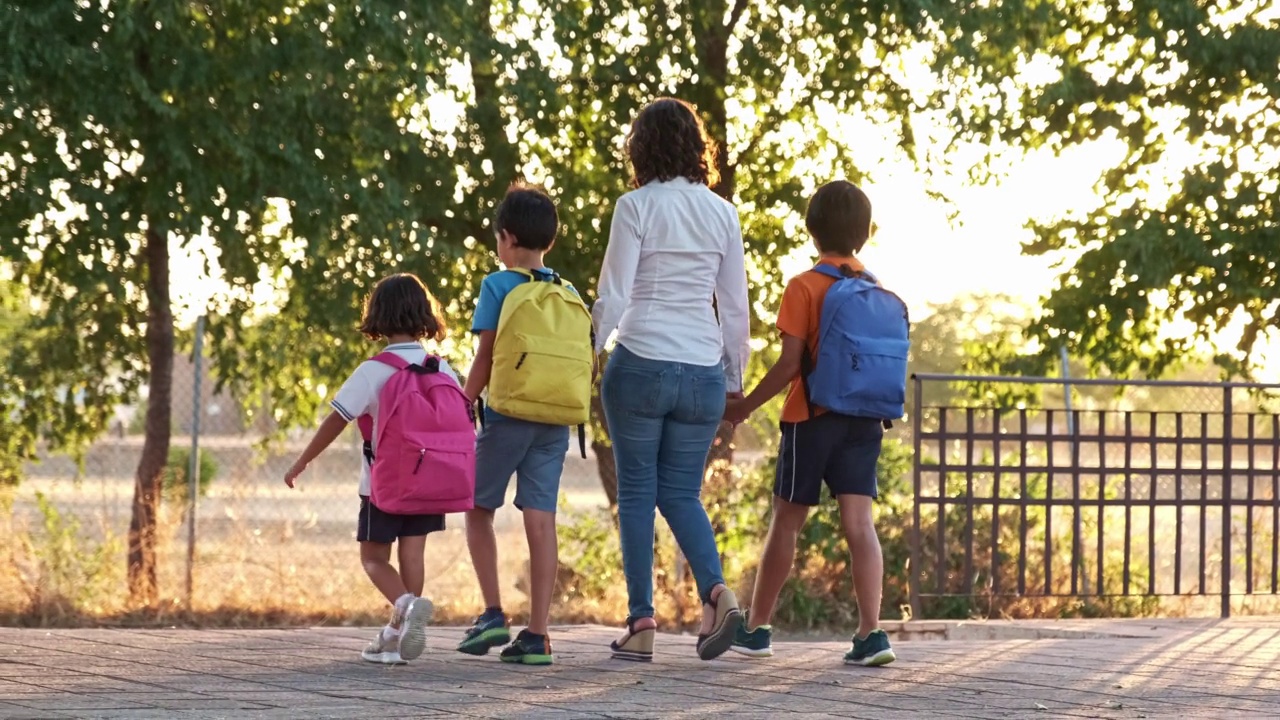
[593,97,750,662]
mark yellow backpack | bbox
[487,269,594,441]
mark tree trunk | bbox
[127,226,173,606]
[699,5,738,470]
[590,388,618,507]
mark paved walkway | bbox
[1,619,1278,719]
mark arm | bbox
[714,210,751,393]
[284,411,348,488]
[464,330,496,402]
[592,195,642,353]
[724,333,805,424]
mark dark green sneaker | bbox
[456,609,509,656]
[730,619,773,658]
[845,629,896,666]
[499,629,554,666]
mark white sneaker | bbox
[397,596,434,661]
[361,630,406,665]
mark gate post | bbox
[1221,386,1233,619]
[910,375,924,620]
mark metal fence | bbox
[909,373,1280,618]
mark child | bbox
[724,181,905,666]
[456,183,593,666]
[284,272,462,665]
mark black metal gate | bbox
[909,374,1280,618]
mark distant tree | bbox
[970,2,1280,380]
[0,2,468,605]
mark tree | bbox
[429,0,1093,497]
[0,2,468,604]
[970,2,1280,379]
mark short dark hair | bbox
[358,273,446,342]
[625,97,720,189]
[494,183,558,250]
[805,181,872,254]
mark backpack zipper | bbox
[515,352,528,369]
[413,448,426,474]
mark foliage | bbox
[0,2,467,602]
[971,2,1280,380]
[0,280,25,489]
[161,448,219,506]
[19,493,121,616]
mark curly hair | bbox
[359,273,446,342]
[625,98,720,189]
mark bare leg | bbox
[837,494,883,638]
[360,541,407,623]
[522,508,557,635]
[397,535,427,598]
[465,508,502,609]
[747,498,810,627]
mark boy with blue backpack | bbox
[723,181,908,666]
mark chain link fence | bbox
[3,340,612,622]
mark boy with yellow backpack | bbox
[458,184,594,665]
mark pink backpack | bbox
[356,353,476,515]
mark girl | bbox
[284,272,460,665]
[593,98,751,662]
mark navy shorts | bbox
[774,413,883,506]
[473,411,569,513]
[357,496,445,544]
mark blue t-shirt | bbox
[472,267,582,422]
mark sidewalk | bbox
[1,619,1278,719]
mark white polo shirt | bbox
[330,342,461,496]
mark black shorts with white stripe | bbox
[773,413,883,506]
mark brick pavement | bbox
[0,620,1278,719]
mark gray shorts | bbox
[474,411,569,513]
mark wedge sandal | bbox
[610,617,655,662]
[695,587,742,661]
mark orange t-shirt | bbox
[775,255,867,424]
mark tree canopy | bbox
[970,1,1280,380]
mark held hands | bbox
[723,392,750,426]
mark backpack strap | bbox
[508,267,564,285]
[810,263,877,283]
[357,351,440,460]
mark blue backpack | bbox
[802,264,910,424]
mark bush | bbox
[162,447,218,505]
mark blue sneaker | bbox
[457,608,510,656]
[845,629,896,666]
[730,619,773,658]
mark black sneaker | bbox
[499,629,554,666]
[456,608,510,656]
[844,629,896,666]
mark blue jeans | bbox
[601,344,727,620]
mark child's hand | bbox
[283,462,305,489]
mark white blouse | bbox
[592,178,751,392]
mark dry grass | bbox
[0,493,644,629]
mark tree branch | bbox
[727,0,748,33]
[735,80,821,166]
